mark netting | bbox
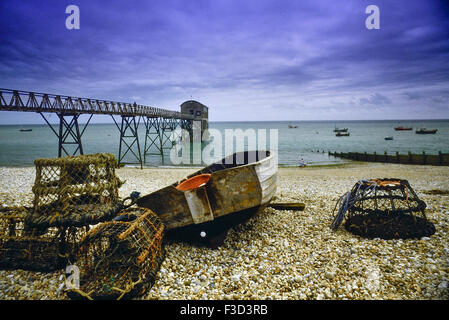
[66,207,165,300]
[331,178,436,239]
[0,206,89,271]
[28,153,123,228]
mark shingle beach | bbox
[0,163,448,300]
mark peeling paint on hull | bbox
[136,151,277,240]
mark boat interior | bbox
[183,150,271,180]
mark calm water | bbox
[0,120,448,167]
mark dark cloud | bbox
[0,0,448,122]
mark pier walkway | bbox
[0,88,195,168]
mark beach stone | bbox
[438,281,448,290]
[230,274,241,282]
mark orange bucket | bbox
[176,174,211,191]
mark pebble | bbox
[230,274,241,282]
[438,281,448,290]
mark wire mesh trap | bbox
[330,178,436,239]
[28,153,124,228]
[0,206,89,272]
[66,207,165,300]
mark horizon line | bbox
[1,118,449,126]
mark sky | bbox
[0,0,448,124]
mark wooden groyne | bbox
[328,151,449,166]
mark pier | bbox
[328,151,449,166]
[0,89,208,168]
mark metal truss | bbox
[0,88,195,167]
[39,112,93,157]
[0,88,193,119]
[112,115,143,169]
[143,117,163,163]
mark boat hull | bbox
[394,127,412,131]
[136,151,278,233]
[416,129,437,134]
[164,204,267,247]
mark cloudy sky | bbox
[0,0,448,123]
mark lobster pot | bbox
[341,178,436,239]
[0,206,89,272]
[29,153,123,228]
[67,208,165,300]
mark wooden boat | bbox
[416,128,437,134]
[136,151,277,247]
[394,126,412,131]
[384,136,393,140]
[19,128,32,132]
[333,127,348,133]
[288,124,298,128]
[336,132,350,137]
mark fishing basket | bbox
[331,178,436,239]
[66,207,165,300]
[28,153,124,228]
[0,206,89,272]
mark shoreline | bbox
[0,163,351,170]
[0,163,448,300]
[0,160,435,170]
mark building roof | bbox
[181,100,208,110]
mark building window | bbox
[195,111,201,116]
[189,109,194,115]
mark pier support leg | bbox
[143,116,163,164]
[143,117,185,165]
[39,112,92,157]
[112,115,143,169]
[160,117,177,153]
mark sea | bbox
[0,120,448,167]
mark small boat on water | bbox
[416,128,438,134]
[288,124,298,128]
[384,136,393,140]
[20,128,32,132]
[334,127,348,133]
[136,150,277,247]
[336,132,350,137]
[394,126,412,131]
